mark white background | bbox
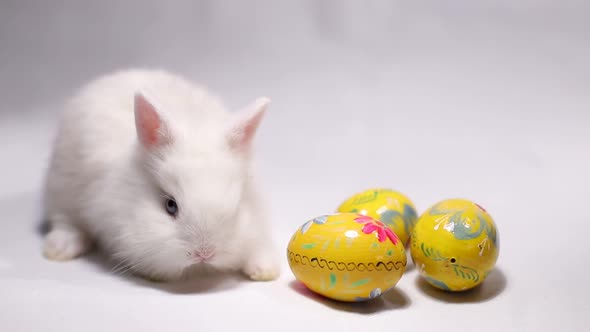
[1,1,589,331]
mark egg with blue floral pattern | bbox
[410,199,499,291]
[287,213,407,302]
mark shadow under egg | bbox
[415,267,508,303]
[288,279,411,314]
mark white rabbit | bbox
[41,69,280,282]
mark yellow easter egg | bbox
[287,213,407,302]
[337,188,418,247]
[410,199,500,291]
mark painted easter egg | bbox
[287,213,407,302]
[336,188,418,247]
[410,199,499,291]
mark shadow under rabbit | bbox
[80,250,255,294]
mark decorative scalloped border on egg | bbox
[288,251,406,272]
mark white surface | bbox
[1,1,589,331]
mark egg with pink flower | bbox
[287,213,407,302]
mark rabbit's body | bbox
[42,69,279,282]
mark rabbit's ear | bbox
[226,97,269,153]
[134,93,172,149]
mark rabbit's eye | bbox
[164,197,178,217]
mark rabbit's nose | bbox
[194,248,215,260]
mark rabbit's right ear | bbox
[226,97,269,154]
[134,93,172,150]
